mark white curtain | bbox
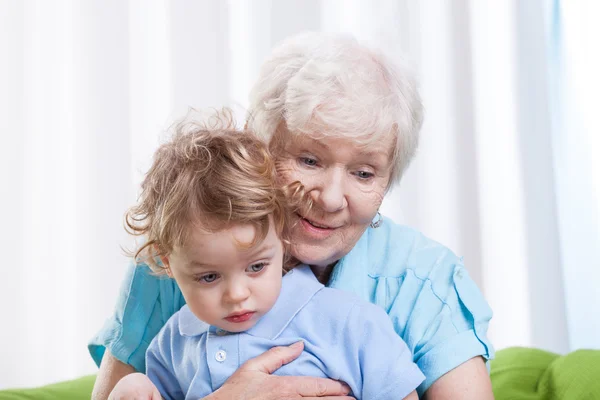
[549,0,600,351]
[1,0,598,390]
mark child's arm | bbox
[108,372,162,400]
[344,301,425,400]
[145,327,186,400]
[92,350,137,400]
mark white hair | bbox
[247,32,423,186]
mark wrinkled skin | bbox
[272,124,392,272]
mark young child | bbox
[109,109,425,400]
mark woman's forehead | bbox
[287,130,395,158]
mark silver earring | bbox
[370,211,383,229]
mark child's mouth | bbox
[224,311,255,323]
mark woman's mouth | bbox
[298,215,338,238]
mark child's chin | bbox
[219,320,257,333]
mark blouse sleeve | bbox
[87,262,185,372]
[384,254,494,396]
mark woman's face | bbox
[274,124,393,268]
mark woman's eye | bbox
[355,170,374,180]
[247,263,267,273]
[197,273,219,283]
[299,157,318,167]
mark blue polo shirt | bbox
[90,216,494,396]
[145,266,424,400]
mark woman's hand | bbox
[204,342,355,400]
[107,372,162,400]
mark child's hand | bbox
[108,372,162,400]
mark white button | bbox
[215,350,227,362]
[216,329,227,336]
[455,270,464,279]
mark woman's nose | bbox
[310,168,348,213]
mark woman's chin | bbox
[291,244,337,268]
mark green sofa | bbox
[1,347,599,399]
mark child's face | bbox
[166,217,284,333]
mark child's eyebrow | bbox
[184,242,279,270]
[186,260,212,270]
[249,242,278,256]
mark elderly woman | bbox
[91,32,494,400]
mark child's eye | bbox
[299,157,318,167]
[196,273,219,283]
[247,262,267,273]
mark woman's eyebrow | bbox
[299,137,390,167]
[291,138,327,152]
[359,152,389,165]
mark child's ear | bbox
[153,244,174,279]
[159,254,174,278]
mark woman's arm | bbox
[91,349,136,400]
[404,391,419,400]
[204,342,355,400]
[422,357,494,400]
[94,343,354,400]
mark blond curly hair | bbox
[125,108,292,274]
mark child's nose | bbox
[224,281,250,303]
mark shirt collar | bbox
[178,305,210,337]
[246,265,323,340]
[178,265,323,338]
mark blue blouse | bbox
[89,215,494,396]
